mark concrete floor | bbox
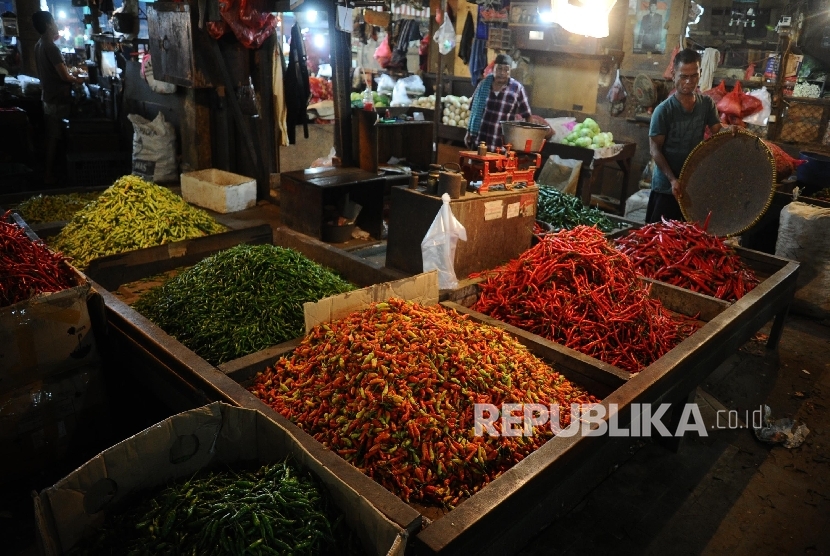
[3,200,829,555]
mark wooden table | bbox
[280,167,387,240]
[540,142,637,215]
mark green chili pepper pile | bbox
[134,244,354,365]
[251,298,599,508]
[472,226,697,373]
[50,175,227,269]
[536,186,615,233]
[15,192,100,223]
[69,461,361,556]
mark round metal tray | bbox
[678,129,776,237]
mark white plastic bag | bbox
[743,86,772,126]
[607,69,626,116]
[376,73,397,96]
[545,117,576,143]
[434,12,456,55]
[421,193,467,290]
[311,147,336,168]
[128,112,178,183]
[399,74,425,96]
[391,80,411,107]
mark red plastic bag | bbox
[716,81,744,116]
[702,80,728,105]
[740,90,763,118]
[763,140,807,179]
[207,0,277,49]
[374,36,392,68]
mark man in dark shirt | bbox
[646,48,730,223]
[32,10,84,184]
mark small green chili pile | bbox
[15,191,100,223]
[50,175,227,269]
[134,244,354,365]
[68,461,362,556]
[536,186,615,233]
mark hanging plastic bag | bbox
[607,69,626,103]
[607,69,626,116]
[376,72,397,96]
[391,79,411,107]
[743,87,772,126]
[421,193,467,290]
[434,12,456,55]
[374,35,392,68]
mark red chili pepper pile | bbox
[613,219,760,301]
[1,211,76,307]
[250,298,598,508]
[472,226,696,373]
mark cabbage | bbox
[576,136,592,148]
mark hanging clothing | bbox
[273,39,289,147]
[469,37,488,86]
[476,5,489,39]
[284,23,310,144]
[459,12,475,65]
[699,48,720,92]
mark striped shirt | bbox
[472,78,532,149]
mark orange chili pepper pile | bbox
[614,219,760,301]
[250,298,598,508]
[1,211,76,307]
[472,226,696,373]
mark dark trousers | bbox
[645,190,685,223]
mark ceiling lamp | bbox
[548,0,618,38]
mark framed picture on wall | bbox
[510,3,540,25]
[633,0,670,54]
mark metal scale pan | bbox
[678,129,777,237]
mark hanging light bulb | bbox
[549,0,617,38]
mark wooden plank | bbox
[85,224,274,291]
[218,338,301,384]
[273,226,409,287]
[532,58,600,114]
[643,278,730,321]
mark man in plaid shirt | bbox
[465,54,532,150]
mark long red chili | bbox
[613,219,760,302]
[0,211,76,307]
[250,298,599,509]
[471,225,697,373]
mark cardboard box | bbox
[303,271,439,332]
[0,266,98,395]
[0,363,107,483]
[181,168,256,213]
[34,403,409,556]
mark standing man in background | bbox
[32,10,84,185]
[647,48,729,223]
[465,54,532,150]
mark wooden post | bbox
[329,7,354,167]
[254,32,277,200]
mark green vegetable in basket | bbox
[50,175,227,270]
[68,460,363,556]
[133,244,355,365]
[536,185,615,233]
